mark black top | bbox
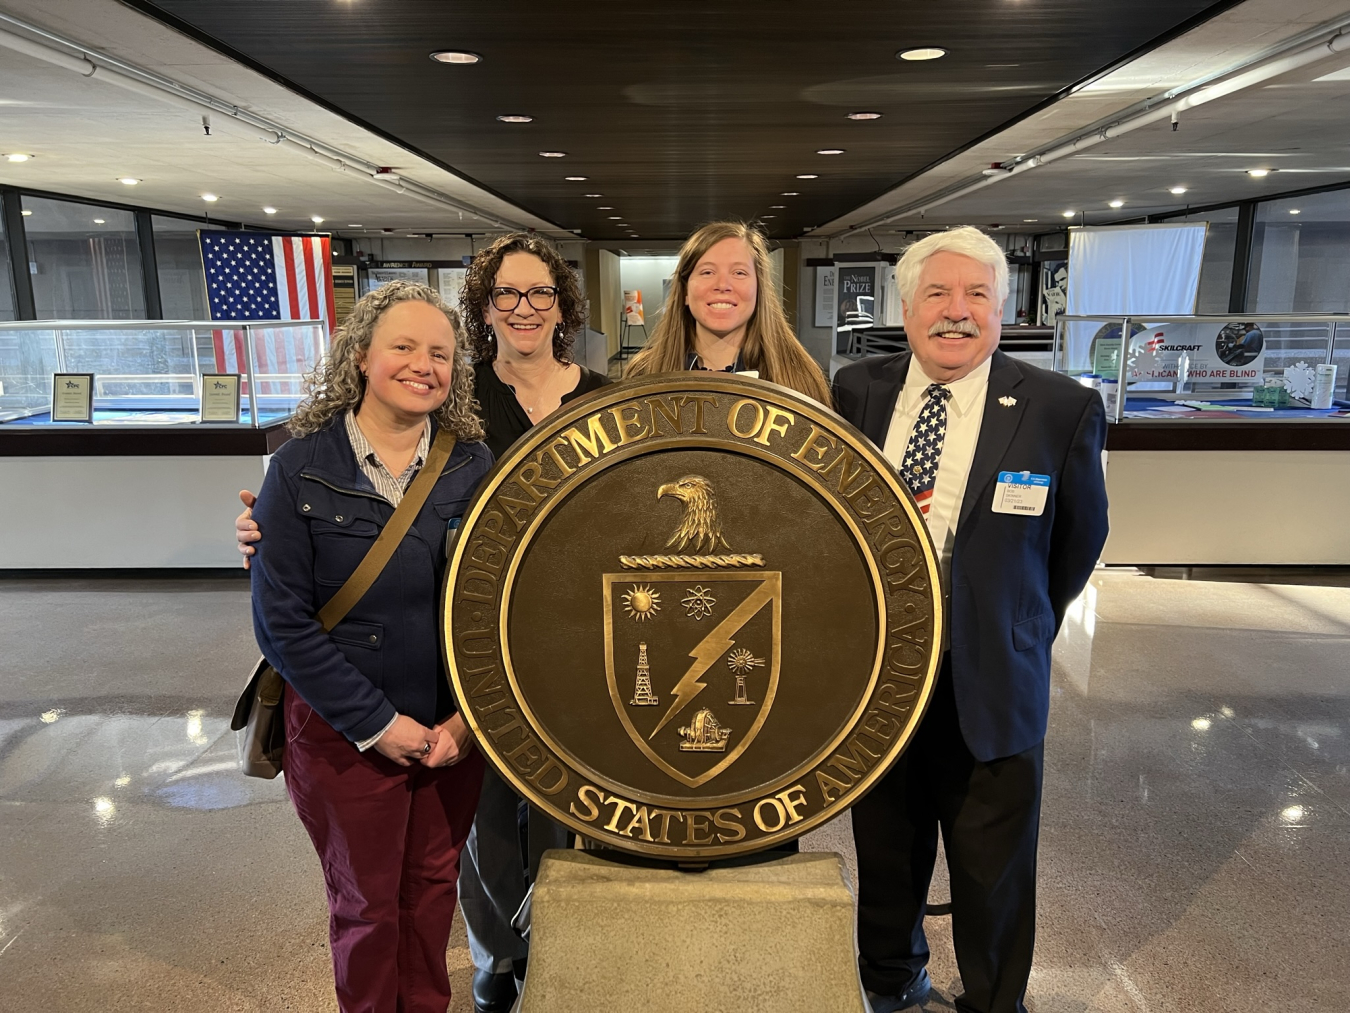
[473,361,611,460]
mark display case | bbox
[1052,313,1350,425]
[0,318,325,427]
[1049,314,1350,567]
[0,319,326,569]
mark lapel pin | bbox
[999,395,1017,407]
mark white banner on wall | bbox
[438,267,466,308]
[1065,224,1207,370]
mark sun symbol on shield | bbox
[623,584,661,621]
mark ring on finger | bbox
[421,741,432,755]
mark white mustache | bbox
[928,318,981,338]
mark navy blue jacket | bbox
[833,350,1108,761]
[250,418,493,743]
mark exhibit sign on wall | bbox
[365,266,430,294]
[438,267,466,308]
[1125,321,1267,383]
[814,265,836,327]
[835,265,878,352]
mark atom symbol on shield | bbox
[682,586,717,620]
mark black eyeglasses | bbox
[490,286,559,312]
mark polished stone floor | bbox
[1,568,1346,1011]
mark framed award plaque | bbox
[51,373,94,423]
[200,373,242,423]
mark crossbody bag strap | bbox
[315,427,458,631]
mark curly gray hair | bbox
[288,280,485,442]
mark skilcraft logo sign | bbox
[1130,322,1266,382]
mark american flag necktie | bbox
[900,383,951,517]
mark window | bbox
[1249,188,1350,313]
[0,204,15,321]
[1176,207,1239,314]
[153,215,220,319]
[22,196,145,319]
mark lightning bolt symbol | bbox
[648,577,779,740]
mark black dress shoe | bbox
[472,968,519,1013]
[867,967,931,1012]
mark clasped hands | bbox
[375,712,475,768]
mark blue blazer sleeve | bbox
[249,459,398,743]
[1048,393,1109,631]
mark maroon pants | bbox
[284,690,485,1013]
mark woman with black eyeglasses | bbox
[461,233,608,466]
[453,232,609,1013]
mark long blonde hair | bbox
[624,222,831,405]
[288,280,485,441]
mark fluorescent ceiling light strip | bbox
[0,12,527,231]
[836,18,1350,237]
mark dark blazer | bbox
[833,349,1108,761]
[250,418,493,743]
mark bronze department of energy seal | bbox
[443,374,942,860]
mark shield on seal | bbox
[603,570,782,788]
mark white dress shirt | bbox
[881,355,992,592]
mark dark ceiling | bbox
[130,0,1236,240]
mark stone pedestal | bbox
[514,849,870,1013]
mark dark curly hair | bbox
[460,233,587,364]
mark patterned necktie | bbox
[900,383,951,516]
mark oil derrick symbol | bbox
[630,642,659,706]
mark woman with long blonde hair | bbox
[625,221,831,405]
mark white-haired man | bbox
[833,226,1108,1013]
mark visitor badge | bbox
[992,471,1050,516]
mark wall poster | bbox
[814,265,836,328]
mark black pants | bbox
[851,660,1044,1013]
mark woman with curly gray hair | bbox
[247,281,492,1011]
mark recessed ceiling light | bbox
[847,111,882,120]
[539,151,567,158]
[430,50,481,64]
[311,216,324,224]
[1109,199,1124,208]
[1062,210,1076,218]
[262,206,277,214]
[201,193,219,202]
[117,177,140,186]
[598,206,613,210]
[93,218,105,224]
[21,209,32,215]
[796,174,819,179]
[496,114,533,123]
[771,205,785,209]
[347,224,363,228]
[1168,186,1188,195]
[781,191,799,196]
[1023,219,1039,222]
[762,215,776,219]
[564,175,588,181]
[817,149,845,155]
[1247,168,1271,177]
[1290,208,1301,215]
[584,193,602,198]
[898,47,946,61]
[3,153,33,162]
[608,216,622,220]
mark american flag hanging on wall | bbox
[198,231,336,375]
